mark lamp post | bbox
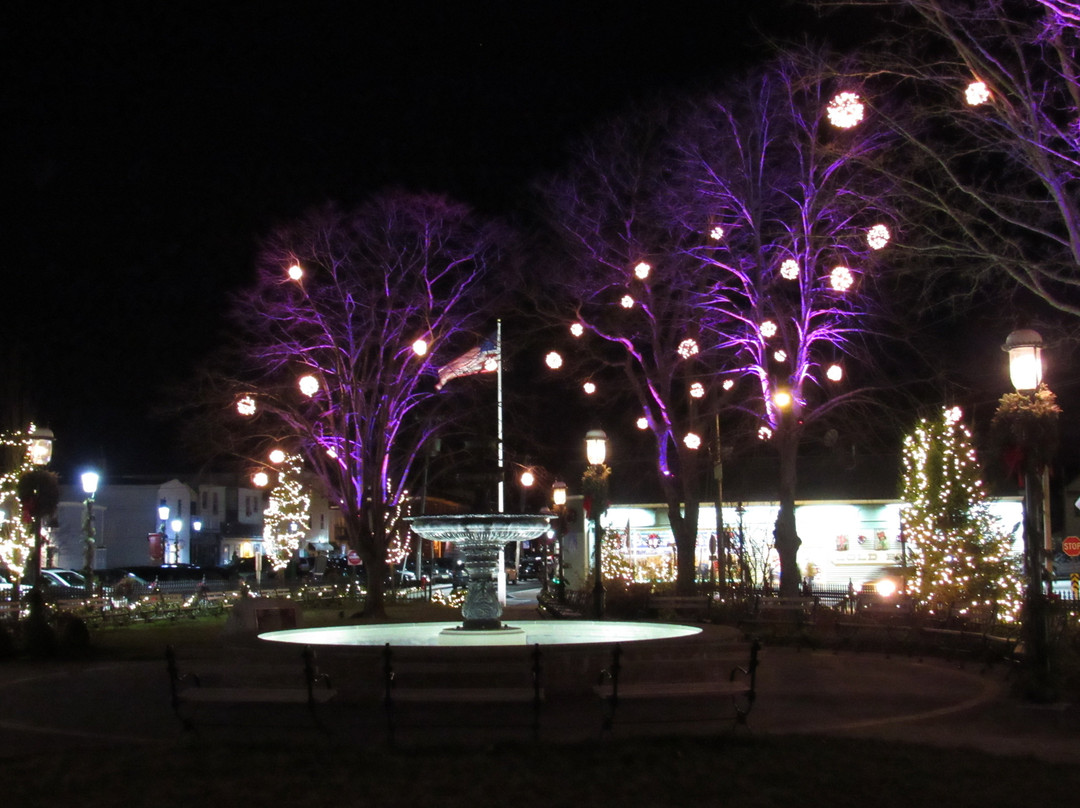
[170,518,183,565]
[551,480,567,600]
[80,471,99,593]
[584,429,609,619]
[1002,328,1054,698]
[158,502,170,565]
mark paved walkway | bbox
[0,618,1076,762]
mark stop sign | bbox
[347,550,362,566]
[1062,536,1080,558]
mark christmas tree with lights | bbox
[262,453,311,571]
[901,407,1023,621]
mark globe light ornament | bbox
[722,378,735,391]
[545,351,563,369]
[689,381,705,399]
[830,266,854,292]
[269,448,286,464]
[709,225,725,240]
[583,381,597,395]
[683,432,701,450]
[826,363,843,382]
[780,259,799,280]
[411,338,428,356]
[236,395,257,416]
[636,416,649,430]
[965,80,991,106]
[298,374,319,397]
[827,91,865,128]
[866,224,891,250]
[620,295,635,309]
[287,264,304,281]
[677,338,700,358]
[760,320,777,339]
[252,470,270,488]
[570,322,584,337]
[634,261,651,279]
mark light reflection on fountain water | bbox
[260,514,701,648]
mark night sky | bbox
[6,1,838,479]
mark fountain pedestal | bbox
[407,514,552,641]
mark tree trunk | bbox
[661,469,700,595]
[773,425,802,597]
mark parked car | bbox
[37,568,92,598]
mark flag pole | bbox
[496,318,505,513]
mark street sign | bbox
[347,550,361,566]
[1072,573,1079,598]
[1062,536,1080,558]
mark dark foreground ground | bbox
[1,602,1077,807]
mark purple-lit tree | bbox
[538,56,896,595]
[816,0,1080,315]
[227,193,507,616]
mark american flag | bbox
[435,335,499,390]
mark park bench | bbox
[594,638,760,734]
[647,593,714,621]
[381,642,545,744]
[919,624,1020,669]
[738,596,817,644]
[166,644,336,732]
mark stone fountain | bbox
[406,513,552,644]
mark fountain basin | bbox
[261,620,702,647]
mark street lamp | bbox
[80,471,99,592]
[1002,328,1054,698]
[584,429,609,619]
[170,518,183,564]
[550,480,568,599]
[158,502,169,564]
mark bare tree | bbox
[536,54,896,595]
[813,0,1080,315]
[223,192,508,615]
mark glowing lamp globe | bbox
[545,351,563,370]
[298,374,319,397]
[585,429,608,465]
[677,338,699,358]
[636,416,649,430]
[170,518,183,534]
[634,261,651,279]
[520,470,535,487]
[773,390,793,409]
[570,323,584,337]
[689,382,705,399]
[412,339,428,357]
[28,425,54,466]
[81,471,100,497]
[760,320,777,339]
[780,259,799,280]
[552,481,567,506]
[826,364,843,382]
[830,266,854,292]
[684,432,701,450]
[287,264,304,281]
[252,471,270,488]
[269,448,286,464]
[620,295,635,309]
[1003,329,1043,392]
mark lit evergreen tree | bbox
[262,453,311,571]
[900,406,1023,621]
[601,525,635,587]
